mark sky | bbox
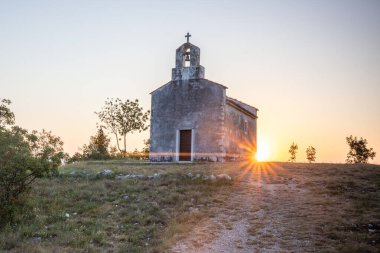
[1,0,379,163]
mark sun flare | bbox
[256,140,270,161]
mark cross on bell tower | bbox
[185,32,191,43]
[172,33,205,81]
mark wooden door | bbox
[179,130,192,161]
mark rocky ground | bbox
[1,162,378,252]
[171,162,380,253]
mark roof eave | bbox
[226,100,258,119]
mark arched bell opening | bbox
[183,48,191,67]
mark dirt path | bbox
[171,164,317,253]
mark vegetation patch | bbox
[0,161,233,252]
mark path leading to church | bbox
[171,163,322,253]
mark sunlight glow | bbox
[256,140,270,161]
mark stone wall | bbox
[224,104,257,160]
[149,79,226,162]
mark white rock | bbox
[148,173,161,179]
[209,175,216,181]
[116,174,146,179]
[64,212,70,218]
[98,169,113,175]
[32,236,42,242]
[216,174,232,180]
[189,207,199,213]
[115,175,129,180]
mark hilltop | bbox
[1,161,379,253]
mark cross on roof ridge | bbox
[185,32,191,43]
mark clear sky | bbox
[1,0,379,163]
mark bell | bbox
[185,54,190,62]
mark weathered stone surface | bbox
[225,99,257,160]
[150,37,257,162]
[150,78,226,162]
[172,43,204,81]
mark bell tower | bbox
[171,33,205,81]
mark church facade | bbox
[149,34,258,162]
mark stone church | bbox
[149,34,258,162]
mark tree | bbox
[28,129,66,169]
[82,128,110,160]
[142,139,150,153]
[67,152,83,163]
[346,135,376,164]
[0,98,15,128]
[142,138,150,159]
[130,148,141,160]
[0,99,66,224]
[109,146,120,158]
[0,128,66,223]
[306,146,316,163]
[288,142,298,162]
[95,98,150,156]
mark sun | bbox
[256,140,270,161]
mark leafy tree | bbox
[288,142,298,162]
[82,128,110,160]
[141,138,150,160]
[346,135,376,164]
[130,148,141,160]
[306,146,316,163]
[95,98,150,156]
[28,129,66,168]
[67,152,83,163]
[0,99,66,224]
[0,128,66,221]
[109,146,120,158]
[0,98,15,128]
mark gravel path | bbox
[171,164,313,253]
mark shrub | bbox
[306,146,316,163]
[82,128,111,160]
[0,99,66,225]
[346,135,376,164]
[288,142,298,162]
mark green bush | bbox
[0,99,66,226]
[346,135,376,164]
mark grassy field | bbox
[248,162,380,253]
[0,161,379,252]
[169,162,380,253]
[0,161,233,252]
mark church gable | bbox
[150,78,226,162]
[150,33,258,162]
[226,97,258,119]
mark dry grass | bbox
[170,162,380,253]
[274,162,380,253]
[0,161,233,253]
[1,162,379,252]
